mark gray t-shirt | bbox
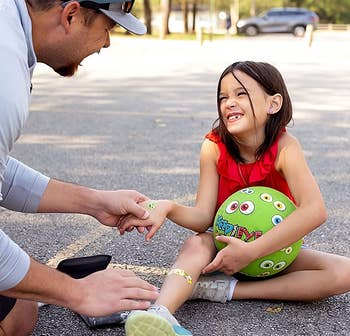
[0,0,50,291]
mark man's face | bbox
[54,13,115,77]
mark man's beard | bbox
[54,63,80,77]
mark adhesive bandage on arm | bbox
[146,201,157,210]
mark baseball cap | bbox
[62,0,146,35]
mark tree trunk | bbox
[160,0,171,38]
[250,0,256,17]
[143,0,152,35]
[182,0,189,33]
[230,0,239,34]
[192,2,197,33]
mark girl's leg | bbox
[233,249,350,301]
[155,232,216,313]
[125,233,216,336]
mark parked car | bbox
[237,7,319,37]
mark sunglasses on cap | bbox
[61,0,135,14]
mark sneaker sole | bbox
[125,311,177,336]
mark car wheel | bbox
[293,25,306,37]
[245,25,258,36]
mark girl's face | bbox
[219,71,271,141]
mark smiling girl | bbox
[122,61,350,336]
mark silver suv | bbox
[237,7,319,37]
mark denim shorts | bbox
[0,295,16,321]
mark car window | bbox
[288,11,305,16]
[266,11,283,17]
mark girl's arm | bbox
[204,133,327,274]
[118,139,220,239]
[250,133,327,258]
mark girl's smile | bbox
[227,110,244,123]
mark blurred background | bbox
[120,0,350,39]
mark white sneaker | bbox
[190,273,232,303]
[125,305,192,336]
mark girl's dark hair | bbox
[213,61,293,163]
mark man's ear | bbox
[60,1,81,32]
[267,93,283,114]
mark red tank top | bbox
[206,131,295,210]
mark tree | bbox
[160,0,172,38]
[143,0,153,34]
[250,0,256,16]
[192,1,198,33]
[182,0,189,33]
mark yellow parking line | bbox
[46,226,110,267]
[109,263,168,276]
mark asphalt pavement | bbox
[4,31,349,335]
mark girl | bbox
[120,61,350,336]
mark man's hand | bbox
[202,236,257,275]
[89,190,150,228]
[71,268,159,316]
[3,259,158,317]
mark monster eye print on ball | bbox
[213,186,303,277]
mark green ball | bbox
[213,186,302,277]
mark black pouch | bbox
[57,255,129,328]
[57,254,112,278]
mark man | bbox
[0,1,158,335]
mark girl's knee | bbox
[317,255,350,298]
[333,257,350,294]
[180,234,214,256]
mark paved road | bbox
[5,31,349,335]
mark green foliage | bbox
[138,0,350,23]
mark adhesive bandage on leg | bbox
[167,268,193,284]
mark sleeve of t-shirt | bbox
[0,157,49,213]
[0,229,30,291]
[0,2,31,202]
[0,2,50,212]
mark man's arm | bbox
[1,257,159,316]
[0,156,150,223]
[37,179,150,227]
[0,157,49,212]
[0,230,30,292]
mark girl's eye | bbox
[219,96,228,102]
[237,91,246,96]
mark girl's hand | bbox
[202,236,257,275]
[117,200,171,241]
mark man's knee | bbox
[0,300,38,336]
